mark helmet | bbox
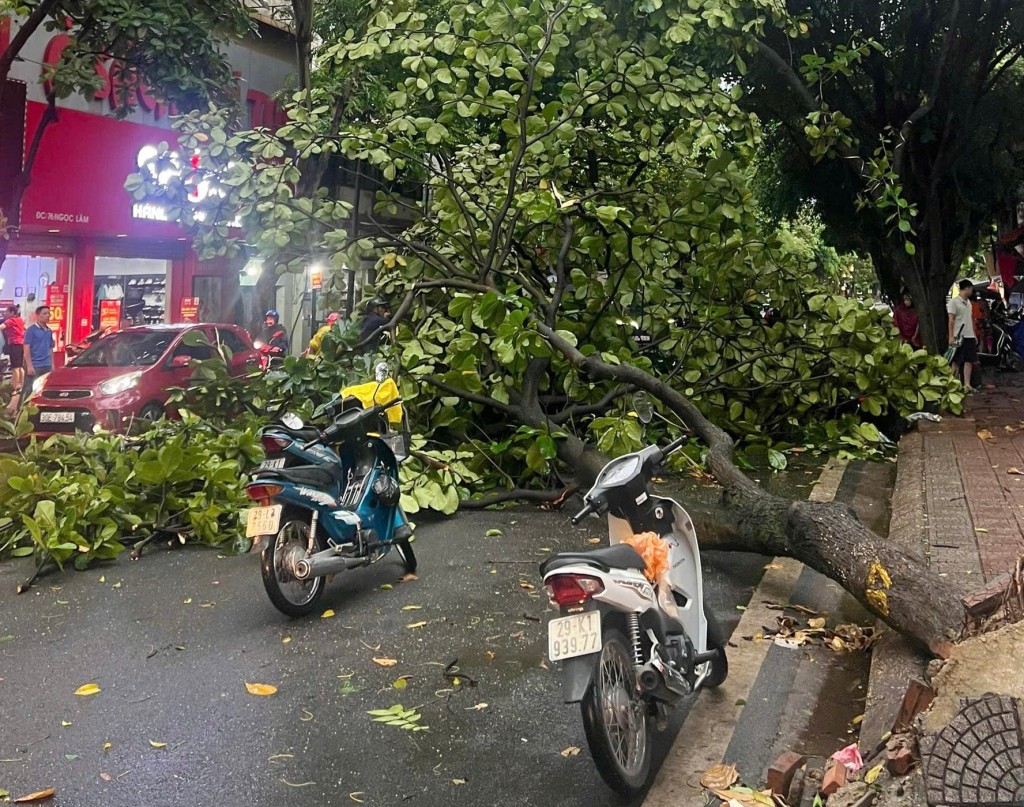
[372,474,401,507]
[326,311,341,325]
[365,298,387,314]
[264,309,280,324]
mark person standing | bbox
[306,311,344,356]
[24,305,54,404]
[948,280,979,393]
[0,305,26,415]
[892,292,922,348]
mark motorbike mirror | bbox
[374,361,390,383]
[281,412,304,430]
[633,392,653,425]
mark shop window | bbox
[95,257,169,327]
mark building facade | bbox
[1,14,294,360]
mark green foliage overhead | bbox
[127,0,964,494]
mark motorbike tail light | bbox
[544,574,605,607]
[246,483,283,505]
[261,435,290,452]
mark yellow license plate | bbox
[245,505,282,538]
[548,611,602,661]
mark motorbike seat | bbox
[539,544,646,576]
[257,463,344,489]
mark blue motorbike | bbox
[245,371,414,617]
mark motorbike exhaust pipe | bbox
[638,661,691,698]
[294,550,369,580]
[639,669,660,692]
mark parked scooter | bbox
[540,399,728,795]
[976,308,1024,372]
[245,364,414,617]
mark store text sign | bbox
[46,284,67,352]
[179,297,200,323]
[99,299,122,330]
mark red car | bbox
[28,323,262,436]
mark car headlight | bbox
[98,371,143,396]
[31,373,49,395]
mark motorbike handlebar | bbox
[570,502,595,526]
[301,400,404,450]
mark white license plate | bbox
[259,458,286,470]
[40,411,75,424]
[246,505,283,538]
[548,611,602,661]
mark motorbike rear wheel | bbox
[581,629,651,795]
[261,515,328,618]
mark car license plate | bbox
[246,505,283,538]
[39,411,75,424]
[259,457,286,470]
[548,611,602,662]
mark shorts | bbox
[953,337,978,365]
[7,343,24,369]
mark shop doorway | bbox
[94,257,170,327]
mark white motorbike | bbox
[541,432,728,794]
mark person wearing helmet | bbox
[306,311,345,356]
[257,309,290,358]
[357,298,391,349]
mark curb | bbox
[861,427,931,752]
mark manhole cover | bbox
[923,694,1024,806]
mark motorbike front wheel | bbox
[580,629,651,795]
[261,516,327,618]
[395,539,417,574]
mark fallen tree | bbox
[135,0,967,654]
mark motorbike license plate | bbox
[40,411,75,424]
[548,611,602,662]
[259,457,286,470]
[245,505,282,538]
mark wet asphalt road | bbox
[0,502,769,807]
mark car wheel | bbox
[138,403,164,422]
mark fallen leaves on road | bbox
[466,703,489,711]
[393,676,411,690]
[711,787,774,807]
[400,573,418,583]
[373,657,399,667]
[349,793,365,803]
[1009,467,1024,475]
[282,637,292,644]
[452,778,467,785]
[148,741,167,749]
[401,605,422,611]
[699,763,739,790]
[74,684,100,697]
[300,709,314,722]
[808,617,827,630]
[12,788,55,803]
[321,609,336,619]
[245,682,278,696]
[406,621,427,629]
[99,773,112,782]
[978,429,995,440]
[485,529,504,537]
[60,721,71,727]
[560,746,581,757]
[280,779,315,788]
[103,742,111,752]
[587,538,602,544]
[865,763,884,784]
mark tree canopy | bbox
[745,0,1024,349]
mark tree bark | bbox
[526,323,964,658]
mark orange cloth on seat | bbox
[620,532,670,583]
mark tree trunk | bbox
[529,323,964,658]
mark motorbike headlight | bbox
[98,371,143,396]
[31,373,49,395]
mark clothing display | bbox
[94,274,166,326]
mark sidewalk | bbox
[863,375,1024,807]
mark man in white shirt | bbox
[947,279,978,392]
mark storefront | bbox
[2,16,294,362]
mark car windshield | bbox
[70,332,176,367]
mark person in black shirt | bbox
[357,299,391,350]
